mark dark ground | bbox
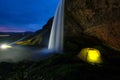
[0,32,120,80]
[0,48,120,80]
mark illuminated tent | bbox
[77,48,102,64]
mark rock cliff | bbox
[65,0,120,51]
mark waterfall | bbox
[48,0,65,52]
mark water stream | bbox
[48,0,65,52]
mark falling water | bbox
[48,0,65,52]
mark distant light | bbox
[0,44,12,50]
[78,48,102,64]
[0,35,10,37]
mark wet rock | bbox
[65,0,120,51]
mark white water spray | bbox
[48,0,65,52]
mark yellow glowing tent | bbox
[77,48,102,64]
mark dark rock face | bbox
[65,0,120,50]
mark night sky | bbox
[0,0,59,32]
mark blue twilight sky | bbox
[0,0,59,32]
